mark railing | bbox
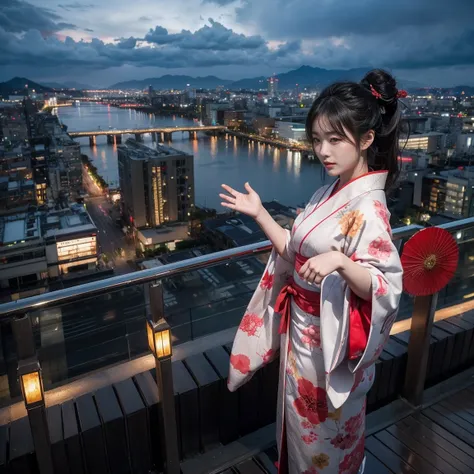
[0,218,473,409]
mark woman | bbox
[221,69,404,474]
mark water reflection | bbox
[286,151,293,173]
[192,137,199,155]
[273,148,280,172]
[210,136,217,158]
[294,152,302,177]
[58,103,325,209]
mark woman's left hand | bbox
[298,251,345,285]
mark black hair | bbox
[305,69,402,191]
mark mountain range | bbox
[0,77,53,96]
[2,67,474,96]
[108,66,425,91]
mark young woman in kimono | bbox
[220,69,404,474]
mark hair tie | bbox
[396,89,408,99]
[370,84,382,100]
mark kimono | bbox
[227,171,403,474]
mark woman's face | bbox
[311,116,371,184]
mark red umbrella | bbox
[401,227,459,297]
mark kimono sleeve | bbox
[319,194,403,407]
[345,198,403,373]
[227,241,294,392]
[281,229,296,264]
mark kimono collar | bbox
[327,170,387,203]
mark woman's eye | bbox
[330,137,340,143]
[312,138,320,144]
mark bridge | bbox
[68,126,226,145]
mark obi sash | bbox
[275,253,321,334]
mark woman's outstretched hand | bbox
[220,182,263,219]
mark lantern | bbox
[146,318,172,360]
[18,358,44,408]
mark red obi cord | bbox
[275,277,321,334]
[276,253,372,359]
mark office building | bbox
[275,121,306,142]
[0,205,98,300]
[421,168,474,218]
[400,133,446,153]
[0,177,35,213]
[118,139,195,229]
[456,134,474,155]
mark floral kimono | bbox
[228,171,403,474]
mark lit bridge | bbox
[68,126,226,145]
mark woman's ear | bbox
[360,130,375,151]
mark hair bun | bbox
[361,69,399,105]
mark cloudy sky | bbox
[0,0,473,87]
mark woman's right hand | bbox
[220,182,263,219]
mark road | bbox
[85,195,136,273]
[82,164,136,273]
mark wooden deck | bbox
[217,385,474,474]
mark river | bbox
[57,103,327,210]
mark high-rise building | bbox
[118,139,195,229]
[421,168,474,218]
[267,76,279,98]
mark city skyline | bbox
[1,0,474,87]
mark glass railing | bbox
[0,218,473,407]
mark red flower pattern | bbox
[293,378,328,425]
[330,433,358,450]
[301,325,321,348]
[344,411,364,434]
[239,313,263,336]
[302,467,318,474]
[375,274,388,297]
[368,237,392,261]
[301,431,318,445]
[374,200,391,235]
[339,436,365,474]
[260,270,274,290]
[230,354,250,374]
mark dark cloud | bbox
[84,28,94,32]
[57,2,94,11]
[235,0,474,70]
[144,19,265,50]
[1,1,473,78]
[0,17,298,71]
[236,0,473,39]
[139,16,152,22]
[0,0,76,35]
[115,37,138,49]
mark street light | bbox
[146,283,179,474]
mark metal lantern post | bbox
[13,315,54,474]
[148,282,180,474]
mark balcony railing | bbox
[0,218,473,409]
[0,217,474,474]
